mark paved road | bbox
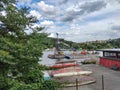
[63,64,120,90]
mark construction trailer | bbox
[99,49,120,70]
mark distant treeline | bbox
[47,38,120,50]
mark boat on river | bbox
[48,54,65,59]
[48,33,70,59]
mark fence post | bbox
[102,75,104,90]
[76,78,78,90]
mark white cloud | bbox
[40,20,56,29]
[54,13,120,42]
[37,1,55,12]
[40,20,54,26]
[0,11,6,16]
[48,33,56,38]
[60,0,107,22]
[0,21,2,24]
[18,0,32,5]
[105,0,120,4]
[29,10,42,19]
[31,23,40,28]
[18,0,120,42]
[32,1,58,17]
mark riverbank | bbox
[63,64,120,90]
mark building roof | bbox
[97,49,120,52]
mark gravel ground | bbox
[63,64,120,90]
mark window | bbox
[109,53,116,57]
[118,53,120,58]
[104,52,116,57]
[104,52,109,56]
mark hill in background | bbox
[46,37,120,50]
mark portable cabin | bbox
[99,49,120,70]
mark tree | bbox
[0,0,58,89]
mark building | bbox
[99,49,120,70]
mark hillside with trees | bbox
[47,38,120,50]
[77,38,120,50]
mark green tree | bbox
[0,0,59,89]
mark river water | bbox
[39,51,76,66]
[39,50,90,66]
[39,51,57,66]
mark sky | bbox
[17,0,120,42]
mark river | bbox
[39,51,90,66]
[39,51,56,66]
[39,50,77,66]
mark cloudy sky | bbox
[17,0,120,42]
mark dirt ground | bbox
[63,64,120,90]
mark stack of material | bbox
[50,67,82,76]
[48,58,96,86]
[50,62,79,69]
[50,67,92,77]
[53,71,92,77]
